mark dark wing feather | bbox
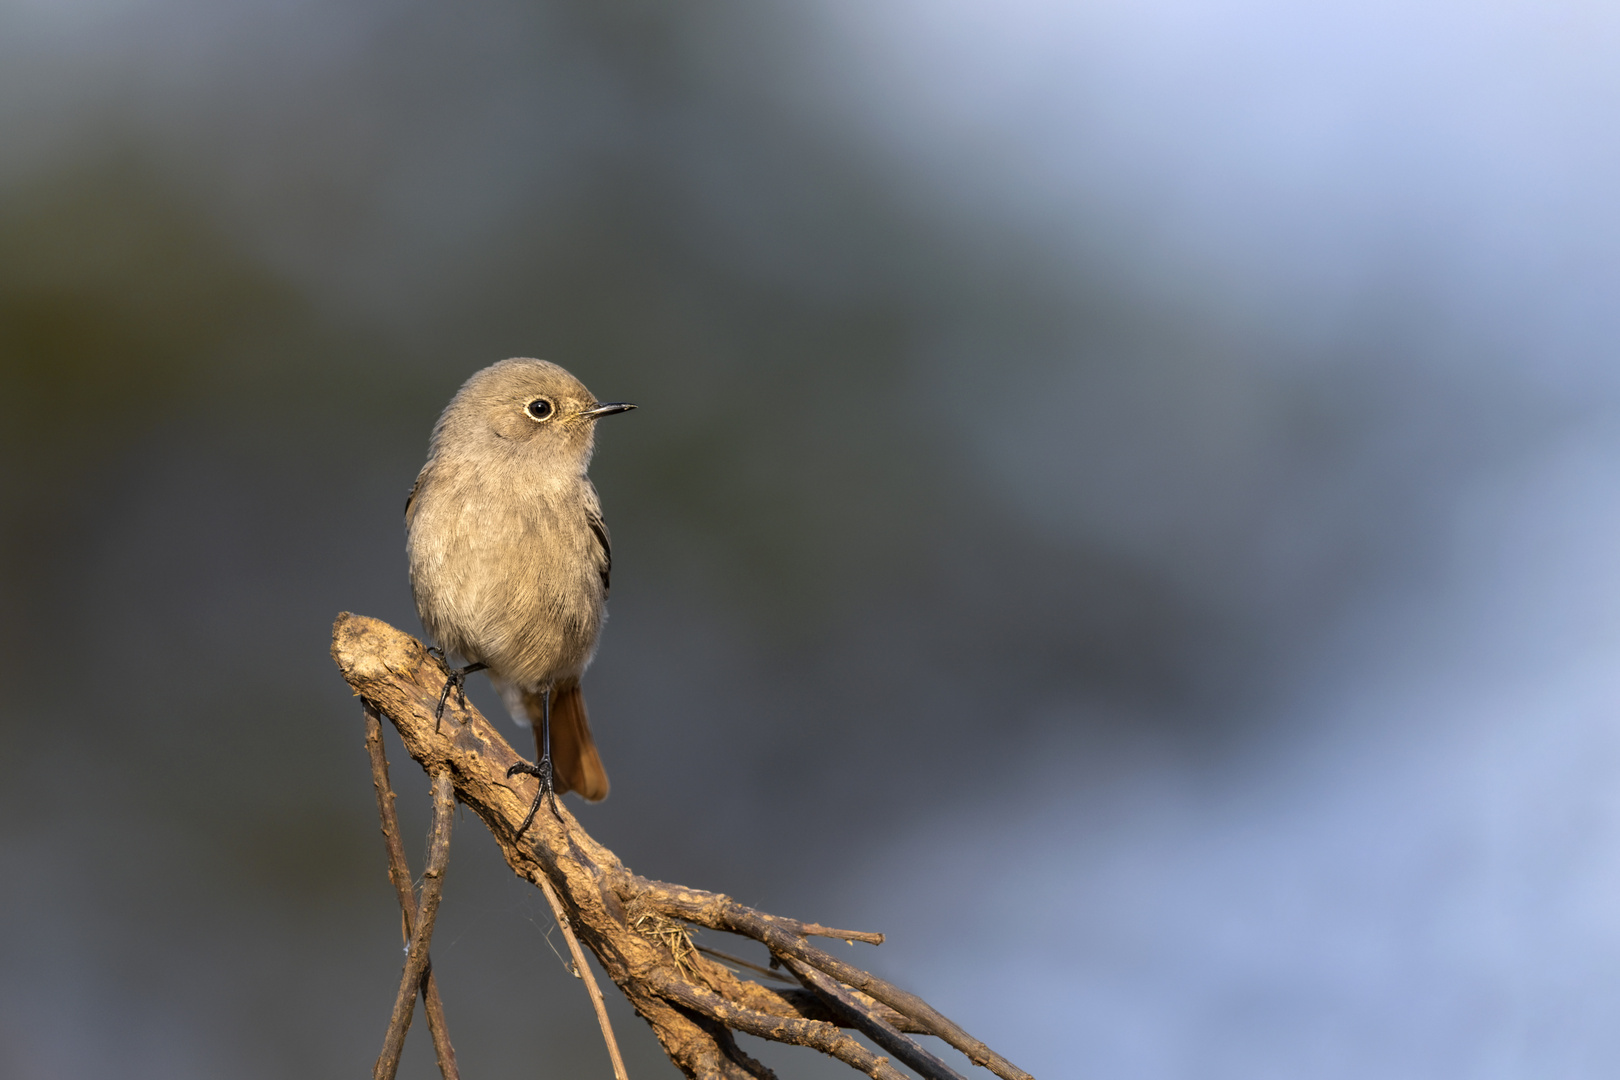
[404,466,428,525]
[586,511,612,596]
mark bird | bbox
[404,357,635,826]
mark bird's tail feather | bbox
[522,681,610,801]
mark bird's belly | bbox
[409,503,603,688]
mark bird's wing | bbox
[404,464,429,525]
[586,510,612,597]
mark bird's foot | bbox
[428,649,486,730]
[506,755,561,836]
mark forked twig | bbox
[364,704,458,1080]
[648,972,909,1080]
[374,768,455,1080]
[334,613,1034,1080]
[782,957,968,1080]
[637,888,1027,1078]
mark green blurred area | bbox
[0,141,1189,1079]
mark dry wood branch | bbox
[649,973,908,1080]
[533,867,631,1080]
[783,958,967,1080]
[374,769,454,1080]
[334,613,1035,1080]
[694,946,928,1037]
[365,704,458,1080]
[634,888,1028,1079]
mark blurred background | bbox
[3,0,1620,1076]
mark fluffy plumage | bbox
[405,357,627,800]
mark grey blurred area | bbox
[4,1,1620,1077]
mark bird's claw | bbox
[508,757,561,835]
[430,655,486,731]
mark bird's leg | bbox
[506,684,561,835]
[427,648,486,730]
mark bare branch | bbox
[373,769,454,1080]
[532,866,631,1080]
[634,885,1031,1080]
[649,972,908,1080]
[364,703,458,1080]
[783,957,968,1080]
[333,613,1034,1080]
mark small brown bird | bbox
[405,358,635,817]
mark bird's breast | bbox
[407,471,606,687]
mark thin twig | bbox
[782,956,967,1080]
[375,769,455,1080]
[365,703,459,1080]
[783,922,884,946]
[532,868,631,1080]
[695,945,795,984]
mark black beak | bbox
[579,402,637,420]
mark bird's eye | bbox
[525,398,554,421]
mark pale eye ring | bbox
[525,398,555,421]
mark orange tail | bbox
[523,681,610,801]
